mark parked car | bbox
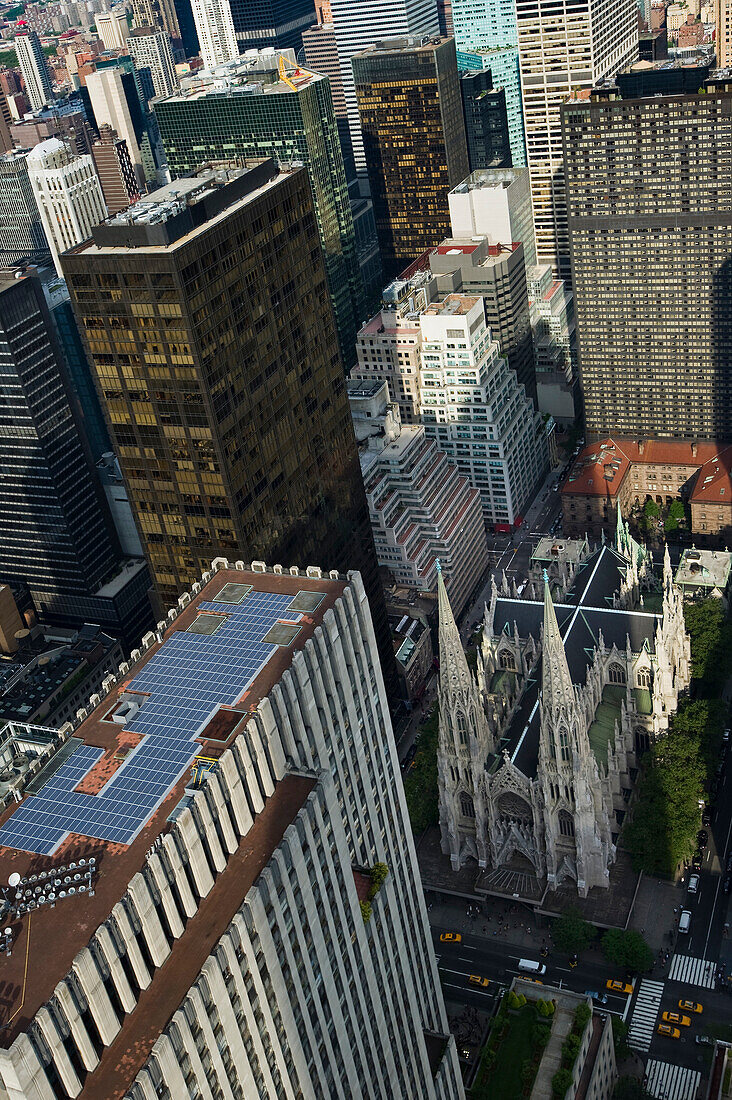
[692,851,703,870]
[698,829,709,850]
[679,910,692,934]
[688,873,700,894]
[723,728,730,745]
[727,852,732,874]
[696,1035,713,1046]
[658,1025,681,1040]
[584,990,608,1004]
[701,809,712,826]
[678,1000,703,1014]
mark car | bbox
[584,990,608,1004]
[606,980,633,995]
[692,851,703,870]
[469,975,490,987]
[696,1035,714,1046]
[725,875,732,895]
[678,1000,703,1014]
[688,873,700,894]
[702,809,712,826]
[679,909,692,934]
[658,1025,681,1039]
[724,729,731,745]
[698,829,709,849]
[439,932,461,943]
[662,1012,691,1027]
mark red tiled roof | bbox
[562,438,730,498]
[689,445,732,503]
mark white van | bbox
[518,959,547,974]
[679,910,692,934]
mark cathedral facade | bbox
[436,524,691,898]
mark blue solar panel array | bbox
[0,589,301,855]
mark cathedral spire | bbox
[437,561,473,697]
[542,572,575,711]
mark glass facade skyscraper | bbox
[456,47,526,168]
[154,58,364,367]
[229,0,317,52]
[62,160,394,680]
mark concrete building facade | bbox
[349,378,489,616]
[127,26,178,99]
[26,138,107,277]
[0,149,50,266]
[96,8,131,49]
[14,31,54,111]
[0,561,464,1099]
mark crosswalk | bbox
[627,979,665,1052]
[668,953,717,989]
[645,1059,701,1100]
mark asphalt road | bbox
[432,925,633,1018]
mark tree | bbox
[612,1017,630,1061]
[552,908,596,954]
[403,705,440,833]
[684,600,732,690]
[644,498,660,518]
[601,929,653,973]
[552,1068,573,1099]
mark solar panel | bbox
[0,588,303,855]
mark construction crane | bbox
[279,55,298,92]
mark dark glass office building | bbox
[154,63,364,367]
[353,37,469,278]
[562,63,732,443]
[230,0,316,53]
[461,69,512,171]
[62,160,395,682]
[0,270,153,645]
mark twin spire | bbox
[437,560,473,696]
[542,570,575,712]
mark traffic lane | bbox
[647,985,712,1072]
[432,931,631,1013]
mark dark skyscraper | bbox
[0,269,153,644]
[230,0,316,52]
[62,160,394,678]
[460,69,511,170]
[562,63,732,443]
[353,36,469,277]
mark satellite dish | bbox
[8,873,20,888]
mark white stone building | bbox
[189,0,238,69]
[14,32,54,112]
[0,561,462,1099]
[349,378,489,616]
[437,535,691,898]
[127,26,177,99]
[26,139,107,276]
[419,293,546,526]
[96,9,131,49]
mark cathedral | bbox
[436,512,691,898]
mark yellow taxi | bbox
[662,1012,691,1027]
[440,932,462,943]
[678,1000,703,1014]
[469,975,490,987]
[657,1024,681,1040]
[606,980,633,995]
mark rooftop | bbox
[675,547,732,589]
[70,159,288,253]
[562,438,729,498]
[155,50,323,103]
[353,35,448,58]
[531,536,589,564]
[0,564,345,1047]
[423,294,480,317]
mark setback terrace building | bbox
[0,561,463,1099]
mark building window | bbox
[499,650,516,671]
[460,792,475,819]
[558,810,575,838]
[636,668,651,688]
[608,662,626,685]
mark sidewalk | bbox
[627,873,688,955]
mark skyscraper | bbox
[131,0,200,57]
[85,63,156,188]
[127,25,178,98]
[716,0,732,66]
[353,37,469,277]
[26,138,107,276]
[0,268,153,643]
[460,68,511,169]
[562,64,732,442]
[96,8,131,49]
[154,53,364,366]
[0,149,50,266]
[329,0,440,179]
[189,0,238,66]
[91,123,141,214]
[515,0,637,275]
[230,0,319,52]
[62,160,393,675]
[0,561,463,1099]
[14,31,54,111]
[302,18,354,179]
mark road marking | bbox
[667,954,716,989]
[627,979,665,1052]
[645,1060,701,1100]
[440,981,495,998]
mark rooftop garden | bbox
[471,990,557,1100]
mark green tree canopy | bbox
[403,705,439,833]
[644,498,660,518]
[552,908,596,954]
[601,929,654,973]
